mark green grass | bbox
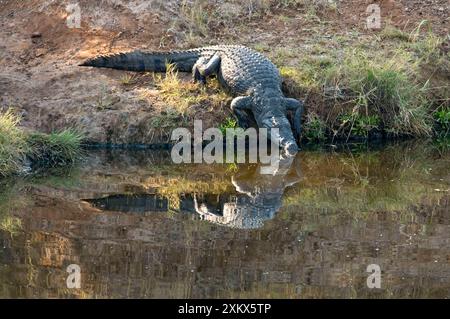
[219,117,237,134]
[338,113,381,138]
[324,49,433,137]
[434,106,450,136]
[0,110,29,177]
[380,25,411,42]
[0,110,85,177]
[303,112,327,141]
[26,130,84,171]
[277,28,448,140]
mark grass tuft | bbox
[0,110,28,177]
[26,130,84,171]
[153,63,230,127]
[120,73,136,86]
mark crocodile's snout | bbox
[261,115,298,156]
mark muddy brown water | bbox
[0,140,449,298]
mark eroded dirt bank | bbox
[0,0,449,144]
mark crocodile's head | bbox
[253,92,299,157]
[252,87,299,156]
[260,115,299,157]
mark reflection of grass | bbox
[157,178,231,194]
[282,141,449,222]
[29,167,82,189]
[0,180,25,235]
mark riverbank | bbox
[0,0,448,146]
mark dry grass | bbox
[152,63,231,126]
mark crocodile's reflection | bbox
[86,194,169,212]
[194,155,302,229]
[86,155,301,229]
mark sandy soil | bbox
[0,0,448,144]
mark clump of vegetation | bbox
[380,25,411,42]
[0,110,84,177]
[324,49,433,137]
[26,130,84,170]
[278,26,448,141]
[434,107,450,136]
[153,63,230,126]
[338,113,380,139]
[303,112,327,141]
[0,110,29,177]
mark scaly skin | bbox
[81,45,304,155]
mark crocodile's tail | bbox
[79,49,202,72]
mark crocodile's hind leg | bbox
[192,54,221,85]
[231,96,255,129]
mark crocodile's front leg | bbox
[231,96,253,129]
[192,54,221,85]
[284,98,304,140]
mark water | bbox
[0,140,449,298]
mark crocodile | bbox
[80,45,304,155]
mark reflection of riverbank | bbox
[0,140,449,298]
